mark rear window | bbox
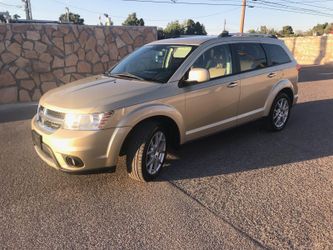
[232,43,267,72]
[262,44,291,66]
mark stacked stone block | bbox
[0,24,157,104]
[282,36,333,65]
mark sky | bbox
[1,0,333,35]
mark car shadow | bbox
[0,103,37,123]
[159,98,333,181]
[298,63,333,82]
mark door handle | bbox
[227,81,238,88]
[267,72,277,78]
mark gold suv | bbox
[32,34,299,182]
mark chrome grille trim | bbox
[45,109,65,119]
[37,106,65,132]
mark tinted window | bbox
[110,45,196,83]
[263,44,291,65]
[233,43,267,72]
[191,44,233,80]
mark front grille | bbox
[44,120,61,130]
[45,109,65,119]
[37,106,65,131]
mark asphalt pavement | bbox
[298,63,333,82]
[0,66,333,249]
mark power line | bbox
[123,0,249,7]
[251,0,333,17]
[289,0,333,3]
[189,6,239,19]
[0,1,22,8]
[51,0,240,23]
[194,0,333,14]
[52,0,172,21]
[124,0,333,17]
[251,4,333,18]
[124,0,333,30]
[253,0,333,15]
[274,0,333,11]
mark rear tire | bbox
[126,121,167,182]
[267,92,291,131]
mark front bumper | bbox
[31,115,131,172]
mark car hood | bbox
[40,75,162,113]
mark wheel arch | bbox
[118,104,185,156]
[263,79,295,117]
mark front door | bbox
[183,44,240,141]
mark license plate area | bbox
[32,130,42,148]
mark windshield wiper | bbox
[107,72,145,81]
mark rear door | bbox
[231,43,282,121]
[262,43,295,84]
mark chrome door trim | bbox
[185,107,264,135]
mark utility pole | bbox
[240,0,246,35]
[22,0,32,20]
[65,7,70,22]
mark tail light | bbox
[296,64,302,72]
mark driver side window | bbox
[192,44,233,80]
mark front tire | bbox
[126,122,167,182]
[267,92,291,131]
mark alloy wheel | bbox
[273,97,289,129]
[145,131,166,175]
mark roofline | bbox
[221,32,278,39]
[148,34,281,47]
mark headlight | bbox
[63,112,113,130]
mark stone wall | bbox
[281,35,333,65]
[0,24,157,104]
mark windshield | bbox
[108,45,196,83]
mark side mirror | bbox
[187,68,210,83]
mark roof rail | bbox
[218,30,231,38]
[218,32,277,39]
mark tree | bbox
[324,23,333,34]
[0,11,10,23]
[312,23,328,35]
[163,21,184,38]
[0,14,6,23]
[258,26,278,36]
[259,25,269,34]
[99,14,114,26]
[59,12,84,25]
[247,26,278,36]
[158,19,207,39]
[280,25,294,37]
[157,28,166,40]
[310,22,333,35]
[325,23,333,34]
[122,13,144,26]
[183,19,207,35]
[13,14,20,20]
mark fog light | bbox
[65,156,84,168]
